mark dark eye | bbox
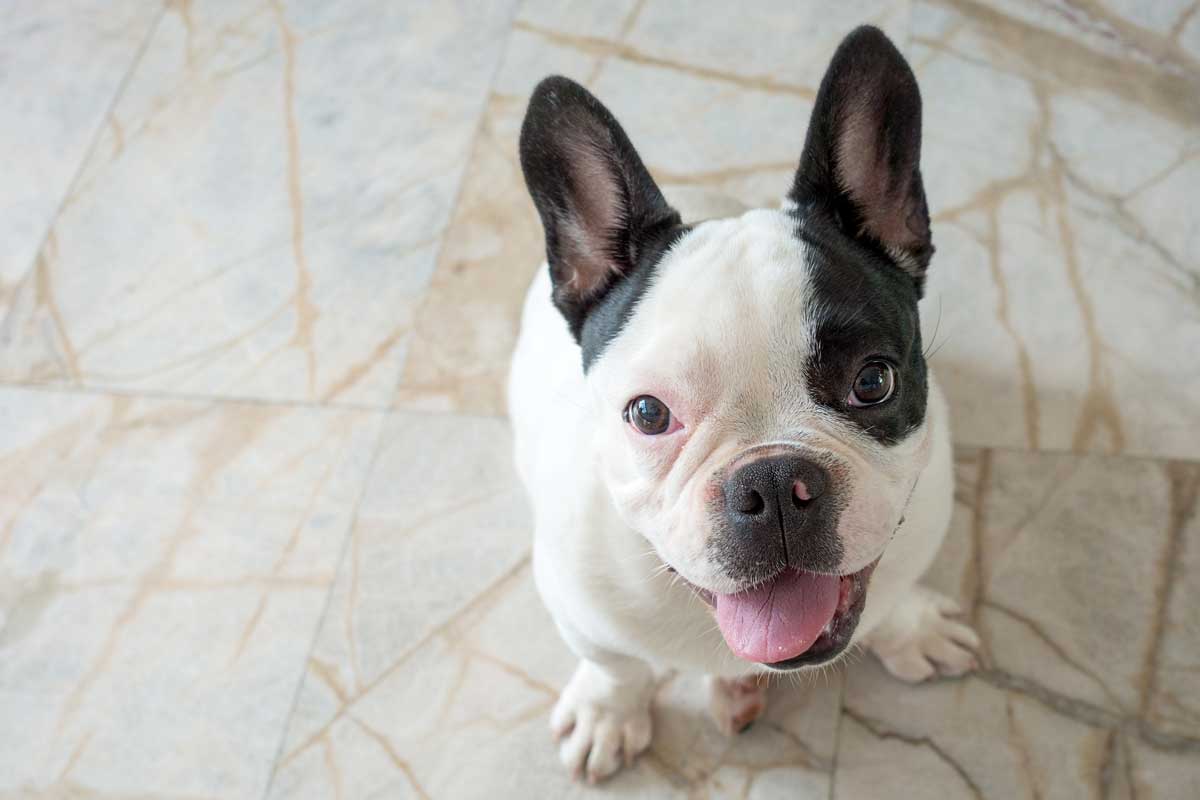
[624,395,672,435]
[848,362,896,407]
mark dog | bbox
[508,26,979,782]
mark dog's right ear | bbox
[519,76,680,341]
[788,26,933,288]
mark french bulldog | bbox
[508,26,979,782]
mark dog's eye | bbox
[848,362,895,407]
[624,395,672,435]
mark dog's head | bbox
[519,27,934,669]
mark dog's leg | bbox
[867,586,981,682]
[550,654,654,783]
[707,674,768,735]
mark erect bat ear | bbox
[519,76,680,340]
[788,26,933,288]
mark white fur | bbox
[508,207,973,780]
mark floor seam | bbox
[2,3,167,341]
[258,412,391,800]
[384,0,525,408]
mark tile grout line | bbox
[382,0,526,410]
[0,379,514,424]
[257,5,526,796]
[5,3,168,329]
[258,409,391,800]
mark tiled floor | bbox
[1,0,1198,797]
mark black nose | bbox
[722,455,836,569]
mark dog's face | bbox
[520,27,935,669]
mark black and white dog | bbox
[509,26,978,782]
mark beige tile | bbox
[270,561,842,798]
[624,0,910,87]
[1145,462,1200,739]
[0,386,381,795]
[270,408,838,796]
[912,0,1200,458]
[394,2,912,415]
[277,411,533,753]
[1125,735,1200,799]
[0,0,518,406]
[837,664,1121,800]
[0,0,160,288]
[835,447,1200,797]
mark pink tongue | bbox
[715,569,840,664]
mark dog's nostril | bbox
[736,489,765,515]
[793,480,812,507]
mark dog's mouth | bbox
[673,560,878,670]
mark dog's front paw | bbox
[868,587,981,683]
[550,660,654,783]
[707,674,768,735]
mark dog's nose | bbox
[724,455,830,543]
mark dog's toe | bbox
[708,675,769,735]
[554,701,651,782]
[551,662,654,782]
[868,587,981,683]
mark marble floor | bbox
[1,0,1198,797]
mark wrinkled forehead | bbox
[591,207,922,415]
[625,210,814,358]
[592,210,817,399]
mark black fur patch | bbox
[798,213,928,446]
[579,223,691,371]
[518,76,682,360]
[788,25,933,291]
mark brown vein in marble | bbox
[350,716,432,800]
[1055,149,1200,309]
[512,20,817,99]
[227,593,271,666]
[270,0,319,399]
[582,0,650,84]
[463,646,560,697]
[1005,697,1044,800]
[652,161,796,187]
[1137,462,1200,718]
[929,0,1200,127]
[1054,0,1200,76]
[1171,1,1200,42]
[984,599,1122,710]
[964,449,992,632]
[0,414,91,555]
[277,554,533,767]
[55,405,272,731]
[57,729,94,782]
[320,325,406,402]
[231,431,343,668]
[32,233,81,384]
[309,655,350,704]
[982,210,1040,449]
[322,736,343,800]
[109,116,125,158]
[1095,729,1119,800]
[79,298,295,384]
[166,0,196,66]
[843,708,985,799]
[344,503,366,691]
[978,669,1200,753]
[759,720,829,770]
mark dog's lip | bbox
[666,559,879,669]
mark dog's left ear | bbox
[788,26,933,286]
[519,76,681,341]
